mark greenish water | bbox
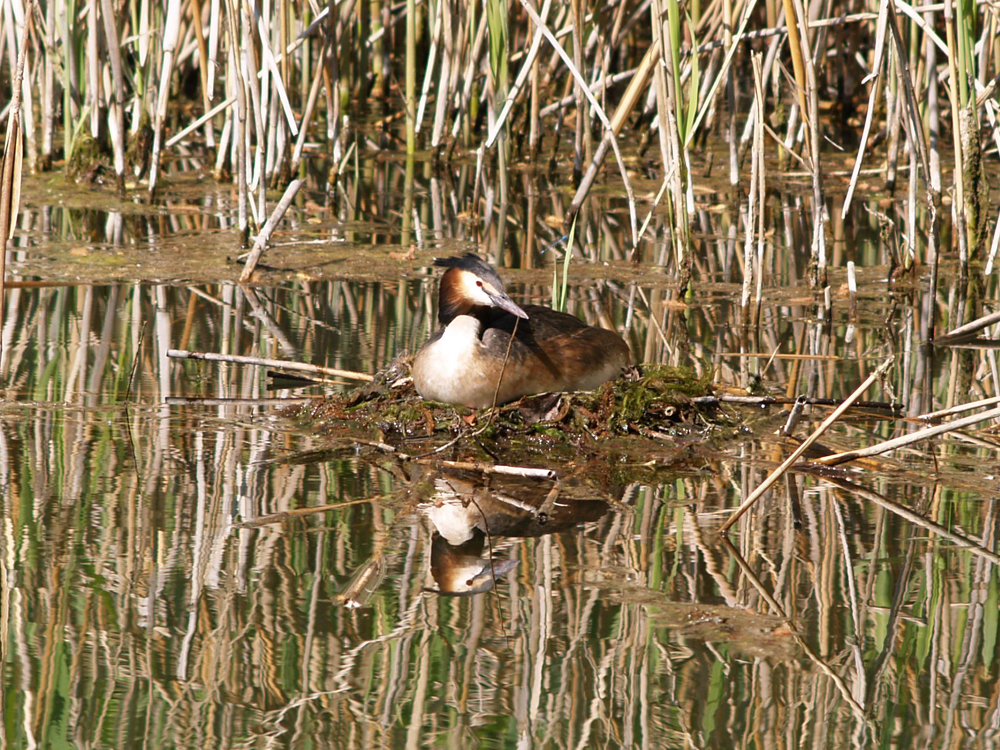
[1,164,998,749]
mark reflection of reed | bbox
[0,165,999,747]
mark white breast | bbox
[412,316,500,407]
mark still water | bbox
[0,169,998,749]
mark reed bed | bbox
[0,0,997,277]
[0,276,997,748]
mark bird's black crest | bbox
[433,253,506,290]
[434,253,488,272]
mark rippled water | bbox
[1,162,998,749]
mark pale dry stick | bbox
[414,2,441,133]
[741,53,764,318]
[87,0,99,138]
[537,69,638,117]
[208,0,220,90]
[170,98,233,148]
[723,0,737,186]
[239,179,303,280]
[518,0,639,245]
[814,405,1000,466]
[289,36,330,172]
[437,461,555,479]
[719,358,894,533]
[224,0,248,246]
[40,2,54,168]
[147,0,183,198]
[100,0,127,197]
[683,0,758,149]
[239,2,265,222]
[752,54,766,330]
[565,43,661,245]
[167,349,374,382]
[841,0,890,219]
[919,394,1000,421]
[933,309,1000,342]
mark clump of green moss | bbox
[298,362,724,446]
[605,365,715,432]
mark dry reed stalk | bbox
[751,53,766,331]
[189,0,216,152]
[405,0,416,154]
[719,357,893,532]
[723,0,737,185]
[815,408,1000,466]
[166,348,374,381]
[0,8,31,370]
[841,0,889,220]
[148,0,183,198]
[100,0,127,197]
[225,0,249,246]
[740,54,763,326]
[291,36,330,174]
[40,1,54,170]
[415,3,442,134]
[239,178,302,281]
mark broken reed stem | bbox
[166,348,375,381]
[719,357,893,532]
[814,404,1000,466]
[239,178,302,280]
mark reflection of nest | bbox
[334,465,616,603]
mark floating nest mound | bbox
[297,358,744,455]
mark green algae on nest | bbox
[300,361,724,441]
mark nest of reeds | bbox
[296,357,740,455]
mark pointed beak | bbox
[461,558,520,594]
[487,290,529,319]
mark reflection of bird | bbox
[420,472,611,596]
[411,254,631,408]
[430,531,519,596]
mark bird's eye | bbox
[476,280,483,288]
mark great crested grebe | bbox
[411,254,630,408]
